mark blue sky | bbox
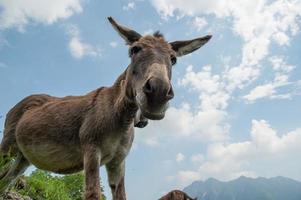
[1,0,301,199]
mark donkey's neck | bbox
[111,68,138,127]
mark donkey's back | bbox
[0,90,96,157]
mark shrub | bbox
[14,169,106,200]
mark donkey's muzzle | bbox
[143,77,174,104]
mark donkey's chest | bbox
[99,129,134,165]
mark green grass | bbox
[1,154,106,200]
[14,170,107,200]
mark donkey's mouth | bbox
[141,109,165,120]
[136,92,168,120]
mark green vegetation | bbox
[13,170,106,200]
[1,154,106,200]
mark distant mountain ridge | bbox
[183,176,301,200]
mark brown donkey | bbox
[0,17,211,200]
[159,190,196,200]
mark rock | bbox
[1,191,32,200]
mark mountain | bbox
[183,176,301,200]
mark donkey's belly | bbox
[16,116,84,173]
[18,141,83,174]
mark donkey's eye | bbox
[170,55,177,65]
[129,46,142,57]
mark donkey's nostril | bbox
[143,78,174,101]
[166,86,174,100]
[143,79,154,94]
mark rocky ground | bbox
[0,191,32,200]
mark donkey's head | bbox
[109,17,211,120]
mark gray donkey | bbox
[0,17,211,200]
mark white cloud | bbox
[192,17,207,31]
[174,120,301,185]
[180,65,230,110]
[0,0,82,31]
[110,41,118,48]
[180,65,221,95]
[273,32,290,46]
[243,84,277,102]
[243,74,292,102]
[269,56,295,73]
[225,66,260,91]
[136,103,229,146]
[69,37,100,59]
[240,37,270,67]
[243,56,295,102]
[123,2,135,11]
[176,153,185,162]
[226,0,301,91]
[67,25,101,59]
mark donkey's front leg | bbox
[83,145,102,200]
[106,160,126,200]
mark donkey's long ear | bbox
[170,35,212,57]
[108,17,142,45]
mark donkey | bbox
[0,17,211,200]
[159,190,197,200]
